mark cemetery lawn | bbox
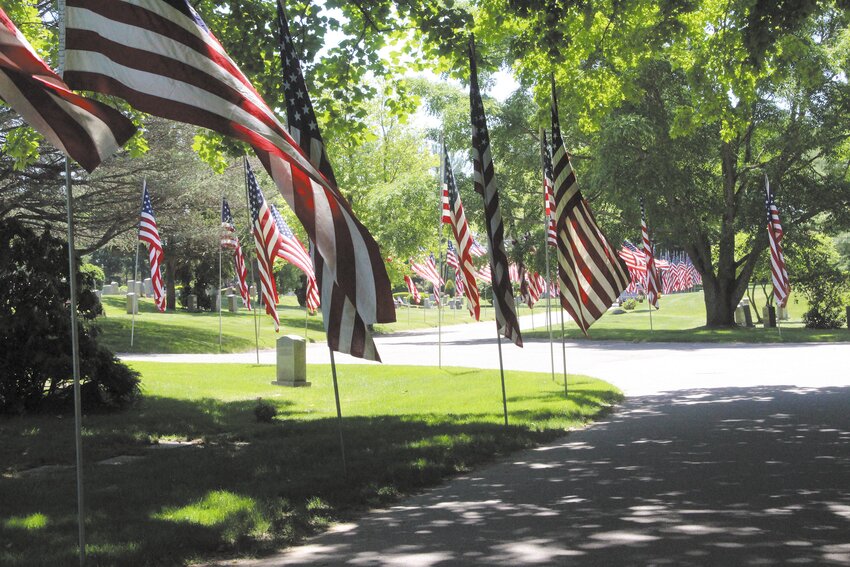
[527,291,850,343]
[95,295,538,354]
[0,363,621,567]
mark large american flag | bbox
[270,204,320,313]
[765,175,791,308]
[139,182,165,312]
[63,0,394,353]
[246,159,282,330]
[0,7,134,172]
[221,197,251,309]
[443,145,481,320]
[541,131,557,247]
[641,199,661,308]
[469,38,522,347]
[275,2,381,359]
[551,77,629,334]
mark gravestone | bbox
[740,298,753,327]
[144,278,153,296]
[135,281,144,296]
[762,306,777,328]
[423,297,432,309]
[777,305,789,321]
[126,293,138,314]
[228,294,238,312]
[187,294,198,312]
[734,305,746,326]
[94,290,102,302]
[273,335,310,387]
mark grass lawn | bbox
[0,363,621,566]
[96,294,538,354]
[527,291,850,343]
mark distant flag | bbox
[509,263,520,285]
[551,76,629,334]
[441,176,451,224]
[469,38,522,346]
[221,198,252,309]
[270,204,320,313]
[765,175,791,308]
[246,159,282,331]
[444,146,481,320]
[446,241,460,270]
[541,131,557,247]
[404,274,420,304]
[0,8,135,172]
[411,254,444,290]
[470,237,488,258]
[476,264,493,284]
[518,264,532,308]
[640,199,661,308]
[139,183,165,312]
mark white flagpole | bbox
[496,332,509,426]
[58,3,86,563]
[218,194,223,352]
[437,136,445,369]
[243,158,260,364]
[130,180,144,348]
[540,128,556,383]
[329,349,348,476]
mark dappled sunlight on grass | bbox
[0,362,621,566]
[4,513,48,530]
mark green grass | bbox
[0,362,621,566]
[95,294,542,354]
[527,291,850,343]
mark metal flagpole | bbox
[540,129,556,383]
[218,194,224,352]
[648,297,654,332]
[130,180,144,348]
[243,157,260,364]
[437,136,446,369]
[496,332,509,426]
[304,307,309,339]
[58,5,86,563]
[560,307,568,397]
[329,349,348,476]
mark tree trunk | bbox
[702,275,739,326]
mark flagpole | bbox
[560,307,568,397]
[437,136,445,369]
[58,4,86,563]
[243,157,260,364]
[329,349,348,476]
[218,194,224,352]
[496,332,508,427]
[130,180,144,348]
[540,128,555,383]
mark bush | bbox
[254,398,277,423]
[0,219,140,414]
[795,238,849,329]
[622,298,637,310]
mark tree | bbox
[0,218,140,414]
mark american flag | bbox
[221,198,251,309]
[0,7,135,172]
[765,175,790,308]
[411,254,444,290]
[275,2,382,359]
[470,237,488,258]
[440,178,451,224]
[246,159,282,330]
[270,204,320,312]
[509,263,520,285]
[551,77,629,335]
[641,199,661,308]
[469,38,522,347]
[522,270,543,308]
[63,0,394,357]
[541,131,558,247]
[446,241,460,270]
[139,182,165,312]
[476,264,493,284]
[404,274,420,304]
[443,146,481,319]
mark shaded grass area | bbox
[0,363,621,566]
[527,291,850,343]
